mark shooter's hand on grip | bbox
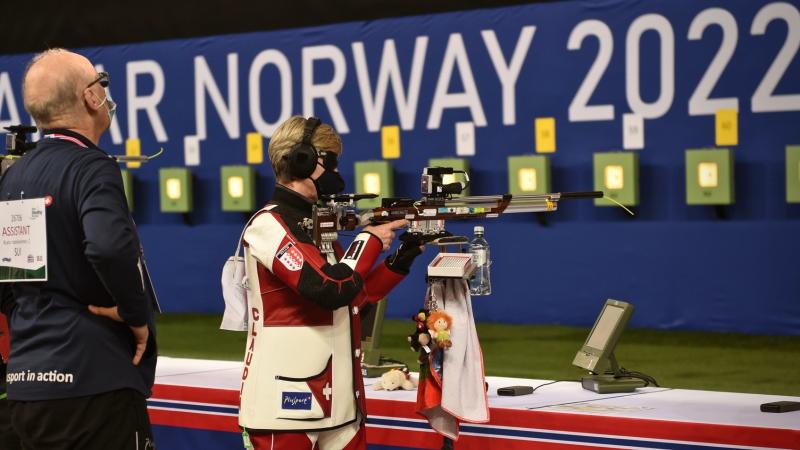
[386,232,425,274]
[364,219,409,251]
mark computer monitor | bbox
[572,299,645,393]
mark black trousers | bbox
[1,361,22,450]
[1,398,22,450]
[8,388,155,450]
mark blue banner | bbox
[1,0,799,334]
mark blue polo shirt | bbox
[0,129,157,401]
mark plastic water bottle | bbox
[469,226,491,296]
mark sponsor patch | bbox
[281,392,312,410]
[276,242,303,271]
[344,239,364,260]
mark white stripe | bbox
[147,405,239,417]
[462,422,783,450]
[367,416,785,450]
[367,423,438,434]
[149,398,238,410]
[460,432,654,450]
[368,414,428,424]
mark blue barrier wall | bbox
[1,0,798,334]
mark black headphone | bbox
[285,117,322,180]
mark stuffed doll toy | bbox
[372,369,418,391]
[413,309,428,332]
[427,310,453,349]
[408,309,431,353]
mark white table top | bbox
[154,356,800,430]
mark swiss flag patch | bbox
[276,242,303,271]
[306,357,333,418]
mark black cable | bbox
[617,367,659,387]
[530,379,579,393]
[628,371,658,387]
[526,389,668,411]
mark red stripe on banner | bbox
[365,426,440,449]
[366,399,800,450]
[366,424,626,450]
[488,407,800,449]
[456,435,622,450]
[152,384,239,406]
[368,398,422,419]
[147,388,800,449]
[148,408,240,433]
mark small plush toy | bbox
[408,309,432,353]
[427,310,453,349]
[413,309,428,332]
[372,369,418,391]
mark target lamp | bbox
[787,146,800,204]
[119,170,134,212]
[159,168,193,213]
[508,155,550,195]
[221,165,256,212]
[685,149,734,205]
[593,152,639,207]
[354,161,393,209]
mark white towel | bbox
[420,279,490,440]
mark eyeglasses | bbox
[87,72,109,89]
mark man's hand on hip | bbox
[87,305,148,366]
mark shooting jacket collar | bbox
[41,128,98,150]
[272,185,314,218]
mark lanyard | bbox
[43,133,88,149]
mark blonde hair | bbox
[268,116,342,183]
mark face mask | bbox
[312,164,345,196]
[98,96,117,121]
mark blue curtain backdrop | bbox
[1,0,798,334]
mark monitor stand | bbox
[360,299,407,378]
[581,352,647,394]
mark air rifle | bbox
[310,167,603,253]
[110,147,164,163]
[2,125,163,175]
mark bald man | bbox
[0,49,157,449]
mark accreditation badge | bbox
[0,198,47,282]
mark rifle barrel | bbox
[559,191,603,199]
[359,190,602,223]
